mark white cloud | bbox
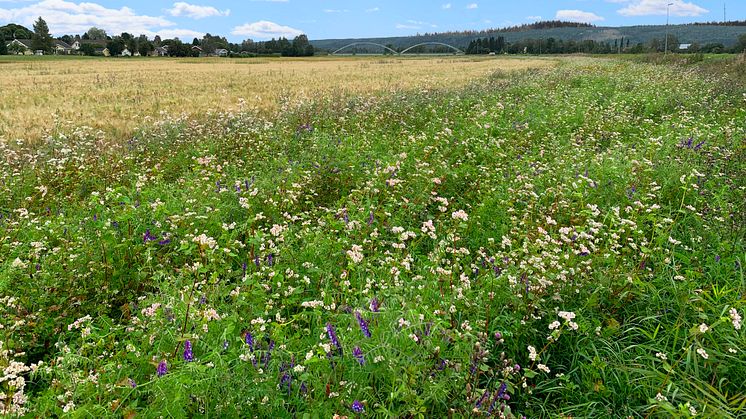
[0,0,195,36]
[555,9,605,23]
[466,3,478,9]
[323,9,348,13]
[167,2,229,19]
[396,23,420,30]
[231,20,303,39]
[616,0,708,17]
[442,3,451,9]
[365,7,379,13]
[526,15,542,21]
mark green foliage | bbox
[31,17,52,53]
[0,58,744,417]
[0,23,32,41]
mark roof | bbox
[54,40,72,49]
[8,39,32,48]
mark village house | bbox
[5,39,33,55]
[152,46,168,57]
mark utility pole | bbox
[664,2,673,55]
[724,3,727,23]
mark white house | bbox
[121,48,132,56]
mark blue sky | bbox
[0,1,742,41]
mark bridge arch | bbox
[400,42,464,55]
[332,42,399,55]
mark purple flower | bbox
[367,211,374,225]
[326,323,342,354]
[476,390,490,408]
[369,298,379,313]
[245,332,254,352]
[143,229,157,243]
[351,400,364,413]
[156,360,167,377]
[353,346,365,365]
[355,311,371,338]
[183,340,194,362]
[129,378,137,388]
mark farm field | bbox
[0,55,552,143]
[0,56,745,417]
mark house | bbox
[152,46,168,57]
[71,39,107,54]
[121,48,132,57]
[191,45,203,56]
[53,40,72,55]
[102,48,110,57]
[679,43,692,51]
[6,39,33,55]
[215,48,229,57]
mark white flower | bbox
[528,345,538,361]
[655,392,668,402]
[548,321,561,330]
[729,308,742,330]
[696,348,709,359]
[558,311,576,321]
[655,352,668,360]
[537,364,550,373]
[451,210,469,221]
[698,323,709,333]
[193,234,217,249]
[293,365,305,373]
[346,245,364,263]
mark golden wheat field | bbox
[0,55,553,142]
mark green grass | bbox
[0,57,744,418]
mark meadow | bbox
[0,55,550,143]
[0,55,744,417]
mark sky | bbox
[0,0,742,42]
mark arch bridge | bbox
[331,41,464,55]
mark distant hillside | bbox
[311,23,746,52]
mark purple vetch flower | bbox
[367,210,374,225]
[355,311,371,338]
[267,254,274,266]
[351,400,364,413]
[326,323,342,354]
[223,340,229,351]
[353,346,365,365]
[254,254,260,267]
[476,390,490,408]
[715,255,721,263]
[156,360,167,377]
[369,298,380,313]
[183,340,194,362]
[496,382,508,400]
[143,229,158,243]
[129,378,137,388]
[343,209,349,224]
[514,363,521,372]
[245,332,254,352]
[242,262,247,277]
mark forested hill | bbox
[311,22,746,51]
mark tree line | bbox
[466,34,746,55]
[0,17,315,57]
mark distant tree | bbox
[153,35,162,46]
[737,33,746,53]
[0,24,33,41]
[86,27,107,40]
[138,40,154,57]
[192,37,200,46]
[106,38,125,56]
[79,43,96,56]
[59,34,73,44]
[0,40,7,55]
[32,17,53,53]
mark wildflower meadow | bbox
[0,57,744,417]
